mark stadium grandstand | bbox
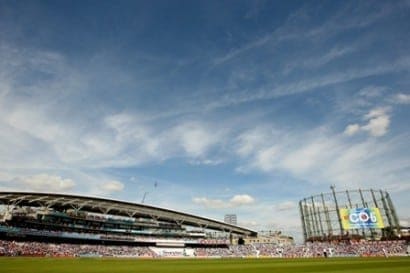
[0,191,408,258]
[0,192,256,249]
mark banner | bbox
[340,208,384,230]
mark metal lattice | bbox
[299,188,400,242]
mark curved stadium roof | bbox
[0,192,257,236]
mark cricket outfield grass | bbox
[1,257,409,273]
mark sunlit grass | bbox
[1,257,409,273]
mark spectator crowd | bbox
[0,239,407,258]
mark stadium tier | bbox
[0,239,408,258]
[0,192,256,247]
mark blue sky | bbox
[0,0,409,241]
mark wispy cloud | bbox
[344,124,361,136]
[3,174,76,192]
[358,86,386,98]
[101,180,125,193]
[207,57,410,109]
[212,1,400,66]
[274,201,297,211]
[235,123,409,192]
[283,46,356,74]
[392,93,410,104]
[193,194,255,209]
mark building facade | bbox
[224,214,237,226]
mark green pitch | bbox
[1,257,409,273]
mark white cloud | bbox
[11,174,75,192]
[281,141,336,174]
[344,124,361,136]
[344,107,390,137]
[188,159,224,166]
[235,125,409,192]
[254,146,278,172]
[275,201,297,211]
[105,113,135,130]
[392,93,410,104]
[235,127,275,157]
[93,115,222,166]
[364,107,390,119]
[173,122,219,158]
[358,86,385,98]
[0,98,223,170]
[193,194,255,209]
[101,180,124,193]
[192,197,226,209]
[230,194,255,206]
[362,113,390,137]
